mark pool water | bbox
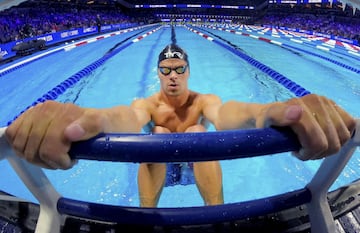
[0,24,359,207]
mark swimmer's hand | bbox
[6,101,140,169]
[256,94,356,160]
[5,101,107,169]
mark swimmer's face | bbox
[158,58,189,96]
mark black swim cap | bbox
[158,44,189,66]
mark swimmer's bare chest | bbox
[151,103,203,132]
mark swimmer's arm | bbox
[214,101,268,130]
[100,105,143,133]
[129,98,152,130]
[201,94,222,127]
[201,95,263,130]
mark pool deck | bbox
[1,179,359,233]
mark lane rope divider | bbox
[226,24,360,58]
[204,24,360,74]
[259,26,360,56]
[186,25,311,98]
[6,26,162,126]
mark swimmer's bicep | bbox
[202,94,222,125]
[131,99,152,128]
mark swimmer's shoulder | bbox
[132,94,159,133]
[132,93,159,109]
[201,93,221,102]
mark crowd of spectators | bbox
[258,13,360,43]
[124,0,266,5]
[0,1,136,44]
[1,1,359,44]
[258,4,360,43]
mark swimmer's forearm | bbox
[101,106,143,133]
[215,101,269,130]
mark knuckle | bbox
[310,138,328,156]
[340,130,351,145]
[63,102,76,112]
[327,98,336,105]
[41,100,55,109]
[12,139,24,154]
[5,127,16,142]
[348,118,356,134]
[285,97,300,105]
[62,103,81,122]
[38,148,58,168]
[328,140,341,155]
[23,150,36,163]
[39,101,57,116]
[40,139,58,157]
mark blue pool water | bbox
[0,24,359,208]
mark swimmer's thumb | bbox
[64,120,103,142]
[64,123,86,142]
[256,104,303,128]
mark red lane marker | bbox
[259,37,271,43]
[75,41,88,46]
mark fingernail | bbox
[70,159,78,167]
[50,157,72,170]
[292,149,307,161]
[286,105,302,121]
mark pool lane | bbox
[190,25,360,118]
[0,25,159,127]
[0,24,359,207]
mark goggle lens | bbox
[159,66,187,75]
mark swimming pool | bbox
[0,24,359,209]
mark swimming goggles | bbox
[159,65,188,75]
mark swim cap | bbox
[158,44,189,66]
